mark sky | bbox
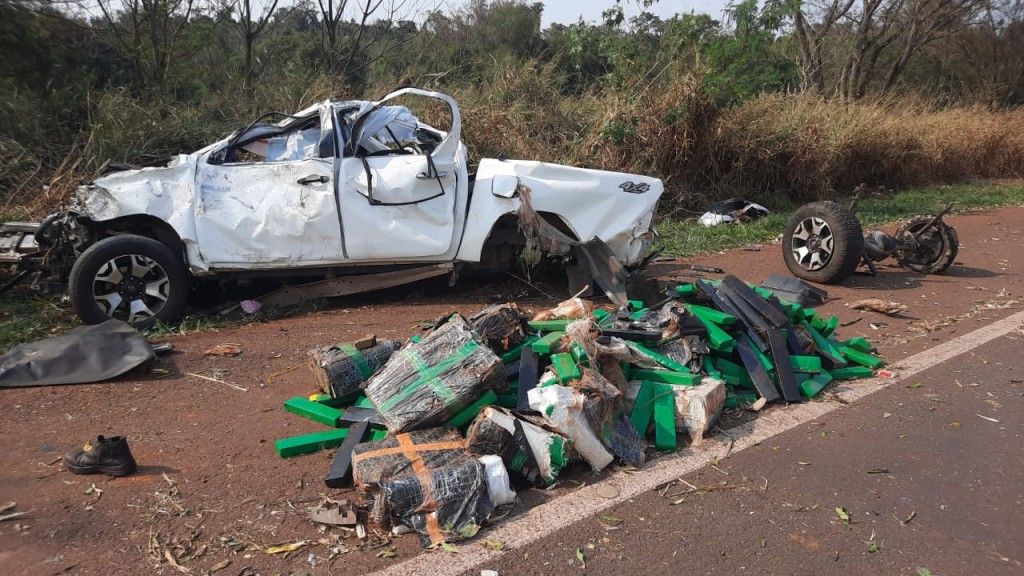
[72,0,731,28]
[530,0,730,27]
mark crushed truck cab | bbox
[4,88,662,327]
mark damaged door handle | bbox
[297,175,330,185]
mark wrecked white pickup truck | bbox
[1,88,662,327]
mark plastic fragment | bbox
[449,390,498,428]
[528,384,613,471]
[531,331,565,354]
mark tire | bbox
[895,216,959,274]
[782,201,864,284]
[69,235,188,329]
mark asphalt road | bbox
[473,332,1023,576]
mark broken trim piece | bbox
[259,263,453,307]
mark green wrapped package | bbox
[364,315,505,433]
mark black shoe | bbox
[63,435,138,477]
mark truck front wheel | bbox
[782,201,864,284]
[69,235,188,329]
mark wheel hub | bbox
[790,217,835,271]
[93,254,171,325]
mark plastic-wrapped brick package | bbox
[659,336,707,373]
[672,376,726,445]
[351,427,493,547]
[528,384,613,471]
[363,315,505,432]
[578,369,646,467]
[309,339,401,398]
[468,303,526,354]
[352,427,466,490]
[382,458,492,547]
[466,406,571,484]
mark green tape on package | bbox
[339,343,373,379]
[376,340,478,413]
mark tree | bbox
[93,0,196,89]
[315,0,422,85]
[790,0,987,99]
[229,0,278,96]
[792,0,855,94]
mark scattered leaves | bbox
[458,523,480,538]
[576,548,586,569]
[208,559,231,573]
[975,413,1000,423]
[440,542,459,554]
[907,383,923,389]
[265,541,306,555]
[598,515,623,525]
[376,547,397,559]
[480,539,505,551]
[916,568,933,576]
[835,507,851,523]
[949,421,962,428]
[203,343,242,357]
[163,550,191,574]
[902,511,917,525]
[867,467,890,474]
[851,299,908,316]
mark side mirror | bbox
[491,175,519,198]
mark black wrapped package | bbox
[353,427,467,490]
[383,458,492,546]
[364,315,505,432]
[310,339,401,398]
[351,427,492,547]
[468,303,526,354]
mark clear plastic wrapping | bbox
[352,427,493,547]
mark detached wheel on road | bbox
[69,235,188,329]
[782,201,864,284]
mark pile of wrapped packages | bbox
[274,275,884,547]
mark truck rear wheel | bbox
[69,235,188,329]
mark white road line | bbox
[369,310,1024,576]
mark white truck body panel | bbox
[71,89,662,274]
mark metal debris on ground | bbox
[272,274,884,547]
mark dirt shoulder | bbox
[0,206,1020,576]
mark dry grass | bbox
[714,94,1024,203]
[3,66,1024,219]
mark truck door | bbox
[336,89,467,261]
[194,110,346,268]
